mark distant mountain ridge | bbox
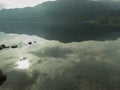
[0,0,120,42]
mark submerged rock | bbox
[28,42,32,45]
[0,44,10,50]
[1,45,6,48]
[11,45,18,48]
[0,71,7,86]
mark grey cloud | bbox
[0,3,8,10]
[2,70,36,90]
[30,44,73,58]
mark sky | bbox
[0,32,120,89]
[0,0,55,9]
[0,0,119,10]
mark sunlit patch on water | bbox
[16,57,30,69]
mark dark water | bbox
[0,22,120,42]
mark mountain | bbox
[0,0,120,42]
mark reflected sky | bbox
[0,32,120,90]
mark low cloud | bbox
[0,0,56,9]
[0,32,120,90]
[0,3,7,10]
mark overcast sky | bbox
[0,0,120,9]
[0,0,55,9]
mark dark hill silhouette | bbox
[0,0,120,42]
